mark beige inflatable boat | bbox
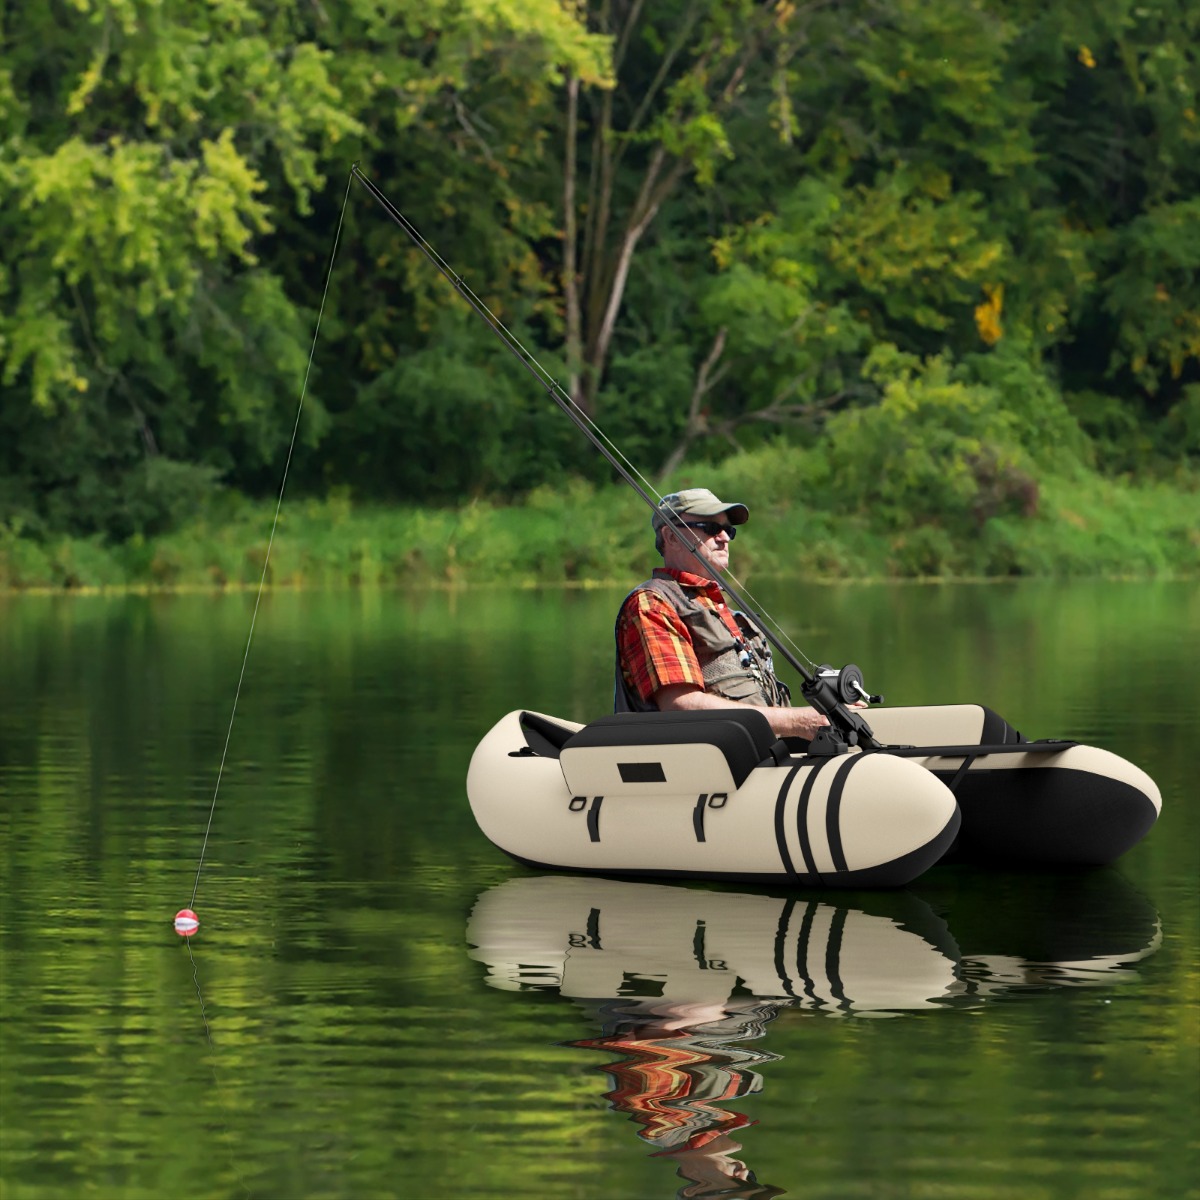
[466,705,1160,888]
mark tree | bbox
[0,0,611,530]
[558,0,851,418]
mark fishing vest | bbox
[614,575,790,713]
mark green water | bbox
[0,582,1197,1200]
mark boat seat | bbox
[558,709,790,798]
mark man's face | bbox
[662,514,735,578]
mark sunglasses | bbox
[680,519,736,540]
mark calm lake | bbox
[1,580,1197,1200]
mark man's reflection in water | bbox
[570,998,789,1199]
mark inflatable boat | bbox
[862,705,1161,866]
[465,703,1160,888]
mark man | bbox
[614,488,830,740]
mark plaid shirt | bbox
[617,568,744,705]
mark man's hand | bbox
[654,683,831,741]
[784,706,831,740]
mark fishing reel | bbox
[800,663,884,755]
[815,663,883,708]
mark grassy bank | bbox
[2,446,1197,592]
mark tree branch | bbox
[586,146,691,407]
[658,326,729,478]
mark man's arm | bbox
[617,589,706,706]
[654,683,831,741]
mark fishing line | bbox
[349,166,820,678]
[186,167,355,913]
[176,173,354,1193]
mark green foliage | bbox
[1067,383,1200,477]
[0,0,609,536]
[1167,385,1200,460]
[959,341,1092,471]
[3,461,1195,591]
[1103,200,1200,391]
[702,181,873,430]
[0,0,1197,569]
[815,347,1042,537]
[842,0,1041,177]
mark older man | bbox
[614,488,830,740]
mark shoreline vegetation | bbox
[7,7,1200,596]
[3,450,1196,594]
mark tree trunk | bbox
[563,73,583,410]
[565,0,781,427]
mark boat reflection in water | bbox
[465,873,1160,1199]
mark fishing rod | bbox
[349,165,880,750]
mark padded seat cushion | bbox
[560,709,784,796]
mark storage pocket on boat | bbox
[558,709,785,798]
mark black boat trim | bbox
[873,739,1077,759]
[825,755,864,873]
[795,761,827,882]
[980,705,1024,745]
[933,765,1158,866]
[772,764,802,877]
[519,711,577,758]
[522,711,1075,769]
[586,796,604,842]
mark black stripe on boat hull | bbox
[794,761,827,880]
[773,765,802,877]
[586,796,604,842]
[824,755,865,874]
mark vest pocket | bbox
[707,671,768,704]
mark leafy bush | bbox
[812,346,1041,540]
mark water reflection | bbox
[466,872,1160,1196]
[570,997,789,1198]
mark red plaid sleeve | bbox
[617,587,705,703]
